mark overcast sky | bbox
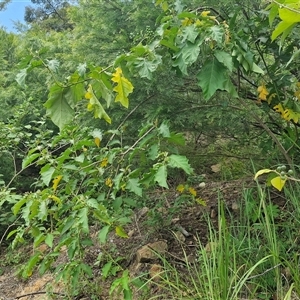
[0,1,32,32]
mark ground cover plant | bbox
[138,182,300,300]
[1,0,300,299]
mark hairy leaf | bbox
[175,0,184,13]
[45,233,54,248]
[168,154,193,174]
[154,165,168,188]
[22,153,40,169]
[46,59,60,73]
[78,207,89,234]
[40,165,55,186]
[158,122,170,137]
[98,225,111,244]
[126,178,142,196]
[15,68,27,88]
[77,63,87,76]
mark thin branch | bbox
[0,215,22,247]
[193,6,226,21]
[180,104,244,112]
[15,291,66,299]
[268,0,300,14]
[44,0,66,22]
[247,264,281,280]
[6,161,37,189]
[121,126,156,157]
[106,94,156,147]
[238,98,292,166]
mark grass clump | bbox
[138,183,300,300]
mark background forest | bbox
[1,0,300,299]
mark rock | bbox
[205,242,218,253]
[137,207,149,220]
[37,243,48,253]
[210,207,217,219]
[176,225,191,237]
[231,201,239,211]
[174,231,185,243]
[149,264,163,282]
[171,217,180,224]
[211,164,221,173]
[186,254,196,264]
[136,241,168,264]
[157,207,168,215]
[198,182,206,188]
[128,229,135,237]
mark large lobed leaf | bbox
[197,59,237,99]
[173,40,203,75]
[112,67,134,108]
[44,84,75,131]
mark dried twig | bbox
[14,291,66,299]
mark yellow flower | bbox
[105,178,113,187]
[94,137,101,148]
[85,91,92,99]
[100,157,108,168]
[176,184,185,193]
[273,103,284,115]
[257,84,269,101]
[181,17,193,26]
[201,11,210,17]
[295,90,300,100]
[188,187,197,197]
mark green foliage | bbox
[1,118,191,295]
[197,58,237,99]
[3,0,300,298]
[24,0,73,31]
